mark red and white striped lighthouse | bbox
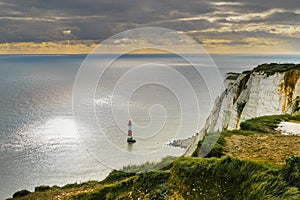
[128,120,132,139]
[127,120,136,143]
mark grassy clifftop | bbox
[10,114,300,200]
[10,155,300,200]
[194,115,300,164]
[249,63,300,76]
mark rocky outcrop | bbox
[185,63,300,156]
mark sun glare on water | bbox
[41,117,79,141]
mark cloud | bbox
[211,2,244,6]
[0,0,299,53]
[62,30,72,35]
[202,39,233,45]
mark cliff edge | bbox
[185,63,300,156]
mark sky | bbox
[0,0,299,54]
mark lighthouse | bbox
[127,120,136,143]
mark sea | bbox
[0,54,300,199]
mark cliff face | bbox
[204,63,300,133]
[185,63,300,156]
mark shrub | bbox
[34,185,51,192]
[62,181,99,189]
[12,189,31,198]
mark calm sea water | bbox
[0,54,300,199]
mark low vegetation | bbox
[240,114,300,133]
[12,190,31,198]
[251,63,300,76]
[10,155,300,200]
[121,156,176,173]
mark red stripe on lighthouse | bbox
[128,120,132,137]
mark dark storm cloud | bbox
[0,20,67,42]
[0,0,214,42]
[0,0,299,43]
[266,11,300,25]
[238,0,300,12]
[148,19,216,32]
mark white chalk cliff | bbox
[185,63,300,156]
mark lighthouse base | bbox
[127,138,136,143]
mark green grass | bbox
[121,156,177,173]
[61,180,100,189]
[170,156,300,200]
[64,156,300,200]
[11,155,300,200]
[282,155,300,189]
[34,185,51,192]
[250,63,300,76]
[240,114,300,133]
